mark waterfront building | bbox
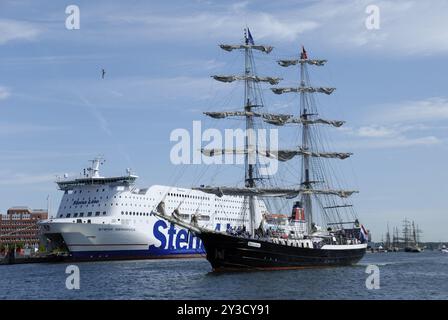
[0,207,48,248]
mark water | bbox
[1,251,447,300]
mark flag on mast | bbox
[246,28,255,45]
[300,45,308,59]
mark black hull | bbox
[404,247,422,253]
[198,232,366,271]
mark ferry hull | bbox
[198,232,367,271]
[40,220,206,262]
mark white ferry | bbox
[39,158,268,260]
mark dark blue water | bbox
[1,251,447,299]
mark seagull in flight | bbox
[101,68,106,79]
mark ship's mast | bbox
[196,29,278,235]
[300,60,313,232]
[386,223,391,248]
[243,31,256,234]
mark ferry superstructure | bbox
[39,158,268,260]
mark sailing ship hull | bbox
[198,232,367,271]
[404,246,422,253]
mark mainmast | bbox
[198,29,277,235]
[300,52,313,232]
[271,46,355,232]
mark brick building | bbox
[0,207,48,247]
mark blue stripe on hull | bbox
[70,247,205,261]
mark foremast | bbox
[300,56,313,232]
[202,29,278,234]
[243,32,256,234]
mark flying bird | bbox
[101,68,106,79]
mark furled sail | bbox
[271,87,336,95]
[201,148,249,156]
[261,149,352,161]
[277,59,327,67]
[220,44,273,54]
[201,148,351,160]
[263,116,345,127]
[212,75,282,85]
[204,111,291,122]
[194,186,358,198]
[203,111,344,128]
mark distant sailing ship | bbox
[402,218,423,252]
[154,29,368,271]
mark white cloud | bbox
[0,172,55,185]
[0,19,41,44]
[0,123,61,135]
[357,125,397,138]
[106,7,319,43]
[380,97,448,123]
[0,86,11,100]
[287,0,448,55]
[343,135,441,149]
[100,0,448,55]
[339,97,448,148]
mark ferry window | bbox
[66,214,71,217]
[87,220,91,223]
[74,213,78,217]
[87,212,92,217]
[102,189,105,192]
[95,212,100,216]
[59,214,63,217]
[79,213,84,217]
[121,211,124,215]
[102,212,106,215]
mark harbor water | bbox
[0,251,447,300]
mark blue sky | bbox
[0,0,447,241]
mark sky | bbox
[0,0,447,241]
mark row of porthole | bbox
[60,211,107,218]
[167,193,210,201]
[121,211,151,216]
[73,188,106,194]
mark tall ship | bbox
[39,157,268,260]
[402,218,423,252]
[154,29,368,271]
